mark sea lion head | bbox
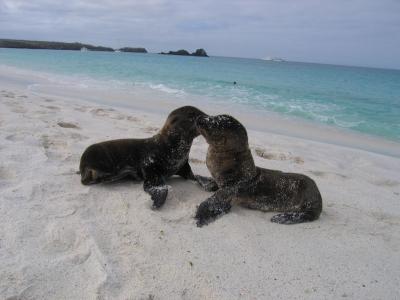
[196,114,248,151]
[160,106,207,140]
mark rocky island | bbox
[160,48,208,57]
[118,47,147,53]
[0,39,114,52]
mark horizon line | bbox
[1,37,399,72]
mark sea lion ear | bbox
[215,136,227,146]
[169,116,179,125]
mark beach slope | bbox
[0,82,399,299]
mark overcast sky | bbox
[1,0,399,69]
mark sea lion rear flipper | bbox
[270,211,317,224]
[195,190,233,227]
[143,176,168,209]
[175,161,218,192]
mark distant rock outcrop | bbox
[160,49,191,56]
[0,39,114,52]
[192,48,208,57]
[160,48,208,57]
[119,47,147,53]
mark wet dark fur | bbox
[195,114,322,226]
[79,106,218,208]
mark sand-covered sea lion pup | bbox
[195,114,322,226]
[79,106,218,208]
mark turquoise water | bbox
[1,48,400,141]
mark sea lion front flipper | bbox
[176,161,218,192]
[143,176,168,209]
[195,190,233,227]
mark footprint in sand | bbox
[43,220,79,253]
[42,105,61,111]
[372,179,399,187]
[309,170,325,177]
[371,211,398,223]
[33,109,51,116]
[41,135,69,159]
[11,106,28,114]
[126,116,140,122]
[68,132,87,141]
[254,147,304,164]
[308,170,348,179]
[2,96,28,113]
[5,286,35,300]
[5,133,27,142]
[57,122,80,129]
[2,91,15,98]
[0,167,17,189]
[74,106,90,112]
[0,166,16,180]
[90,108,125,120]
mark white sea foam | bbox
[330,116,365,128]
[148,83,185,96]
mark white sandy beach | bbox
[1,67,400,299]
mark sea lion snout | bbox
[80,168,97,185]
[195,115,213,138]
[196,115,245,131]
[196,114,249,147]
[195,115,225,131]
[163,106,208,138]
[195,114,207,128]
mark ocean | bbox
[1,48,399,142]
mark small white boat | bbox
[262,56,285,62]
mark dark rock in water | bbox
[160,48,209,57]
[119,47,147,53]
[191,48,208,57]
[161,49,191,56]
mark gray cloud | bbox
[0,0,399,68]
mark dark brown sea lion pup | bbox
[195,114,322,226]
[79,106,218,208]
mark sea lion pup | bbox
[195,114,322,226]
[79,106,218,209]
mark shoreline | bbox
[1,64,400,158]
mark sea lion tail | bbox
[270,211,318,225]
